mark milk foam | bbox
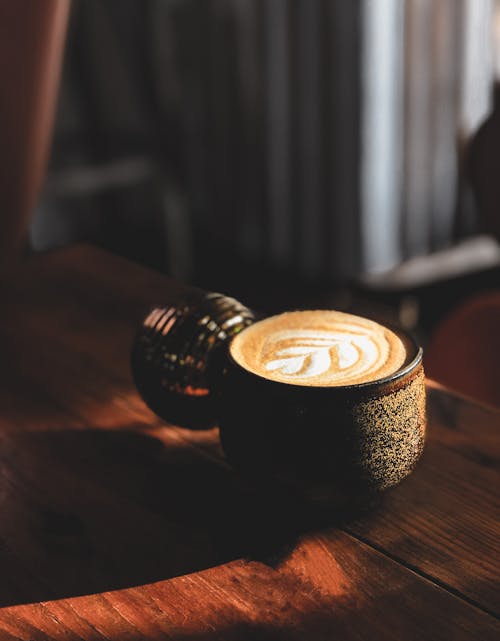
[263,330,378,380]
[230,310,409,386]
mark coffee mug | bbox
[217,310,426,500]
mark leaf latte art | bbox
[263,330,379,380]
[230,310,410,386]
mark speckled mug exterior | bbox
[218,332,426,497]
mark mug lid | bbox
[131,292,255,428]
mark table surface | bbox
[0,245,498,641]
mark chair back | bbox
[0,1,69,268]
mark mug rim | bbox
[227,319,423,393]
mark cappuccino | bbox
[230,310,411,387]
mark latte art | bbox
[230,310,411,386]
[263,330,379,380]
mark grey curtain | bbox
[39,0,497,281]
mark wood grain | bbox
[1,550,498,641]
[0,245,497,640]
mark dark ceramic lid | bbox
[131,292,255,428]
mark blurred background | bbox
[24,1,500,343]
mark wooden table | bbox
[0,245,498,640]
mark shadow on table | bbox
[0,425,375,607]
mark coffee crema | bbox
[230,310,412,387]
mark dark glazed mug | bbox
[218,327,425,501]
